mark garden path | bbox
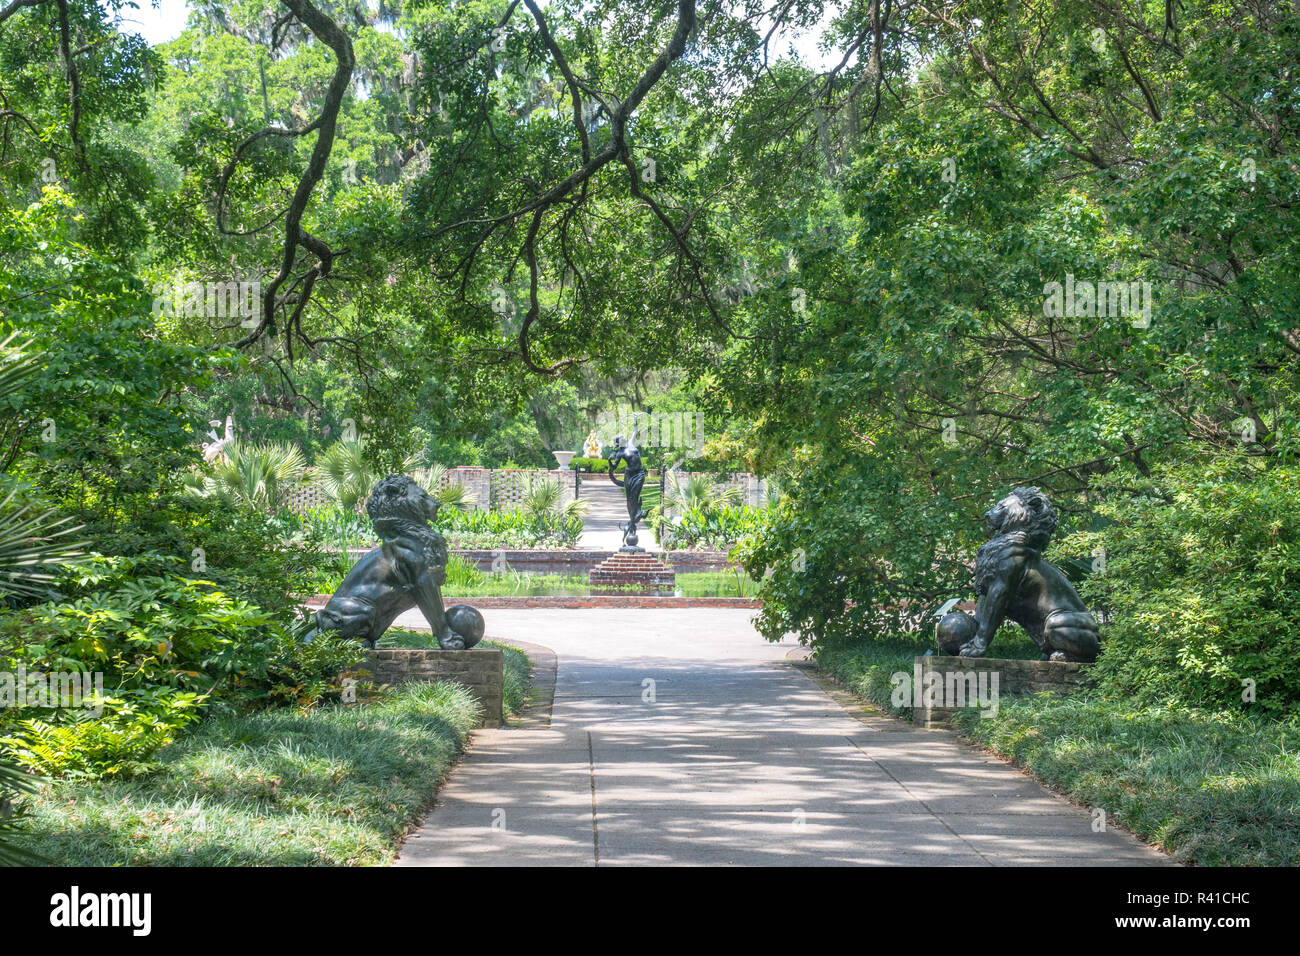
[574,478,644,551]
[393,609,1173,867]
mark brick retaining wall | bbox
[912,655,1089,729]
[357,648,504,727]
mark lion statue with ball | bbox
[307,474,484,650]
[936,486,1099,663]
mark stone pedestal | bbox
[912,655,1089,729]
[358,648,504,727]
[588,551,676,588]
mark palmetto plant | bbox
[411,464,474,512]
[314,440,421,512]
[0,758,46,866]
[0,489,83,602]
[0,336,83,600]
[0,333,65,864]
[199,440,307,512]
[313,440,373,512]
[522,477,589,524]
[0,331,38,399]
[663,473,741,516]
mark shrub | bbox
[255,626,367,710]
[440,503,584,548]
[655,504,764,550]
[1059,461,1300,717]
[570,456,616,472]
[1,698,200,778]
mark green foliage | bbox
[257,627,367,711]
[8,681,481,865]
[440,503,585,549]
[0,482,83,609]
[194,440,307,513]
[0,757,47,866]
[411,464,474,511]
[522,478,589,525]
[313,440,376,513]
[571,457,617,472]
[663,473,742,513]
[657,503,764,551]
[2,704,199,779]
[736,451,976,646]
[442,553,486,592]
[1060,462,1300,716]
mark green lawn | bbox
[12,682,481,865]
[952,697,1300,866]
[816,633,1300,866]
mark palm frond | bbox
[0,332,40,404]
[522,477,564,517]
[314,440,375,512]
[665,473,740,514]
[411,465,474,511]
[0,488,84,600]
[0,757,47,867]
[206,440,306,512]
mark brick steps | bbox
[588,551,677,587]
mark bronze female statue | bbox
[608,433,647,550]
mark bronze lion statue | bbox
[937,486,1099,663]
[307,474,484,650]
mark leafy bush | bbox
[1060,461,1300,716]
[736,450,978,647]
[2,556,282,699]
[1,702,199,778]
[571,456,616,472]
[440,504,584,548]
[655,504,764,550]
[0,555,365,776]
[256,626,367,710]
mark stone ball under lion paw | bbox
[936,610,977,655]
[445,604,485,649]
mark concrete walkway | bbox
[394,609,1171,867]
[574,478,651,552]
